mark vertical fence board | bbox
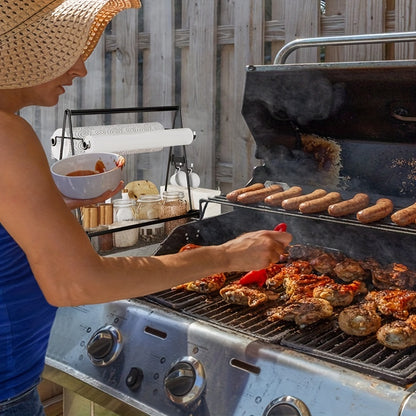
[325,0,346,62]
[284,0,321,63]
[270,0,285,64]
[78,38,106,126]
[143,0,175,126]
[110,9,139,181]
[181,1,218,188]
[395,0,416,58]
[141,0,176,186]
[232,0,264,188]
[217,0,235,192]
[344,0,386,61]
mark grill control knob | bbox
[164,356,206,405]
[87,325,122,366]
[263,396,311,416]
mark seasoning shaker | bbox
[136,194,164,242]
[111,189,139,248]
[160,190,188,235]
[81,205,99,250]
[98,203,113,251]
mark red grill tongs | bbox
[239,223,287,287]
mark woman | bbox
[0,1,292,414]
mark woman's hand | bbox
[221,229,292,272]
[62,180,124,210]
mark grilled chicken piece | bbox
[283,273,334,301]
[377,315,416,350]
[333,258,370,282]
[265,260,313,291]
[266,298,333,327]
[309,252,343,275]
[219,282,279,307]
[365,289,416,320]
[371,263,416,290]
[338,302,382,336]
[172,273,227,294]
[313,280,367,307]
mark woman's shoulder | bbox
[0,109,36,131]
[0,110,37,142]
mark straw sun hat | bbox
[0,0,141,89]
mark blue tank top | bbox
[0,223,57,401]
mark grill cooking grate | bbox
[281,321,416,386]
[143,288,416,386]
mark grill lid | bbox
[242,60,416,197]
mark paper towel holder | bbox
[52,105,196,210]
[52,105,184,160]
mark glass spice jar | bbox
[136,194,164,242]
[111,190,139,248]
[160,190,188,235]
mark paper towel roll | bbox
[50,122,164,160]
[86,128,195,154]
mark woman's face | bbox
[24,57,87,107]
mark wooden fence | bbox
[21,0,416,194]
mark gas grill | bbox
[45,33,416,416]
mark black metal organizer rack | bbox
[50,106,200,250]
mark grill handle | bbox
[274,31,416,64]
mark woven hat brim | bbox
[0,0,141,89]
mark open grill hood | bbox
[242,60,416,199]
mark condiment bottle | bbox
[111,189,139,248]
[136,194,164,242]
[160,190,188,235]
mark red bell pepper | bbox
[239,223,287,287]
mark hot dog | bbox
[281,189,327,211]
[264,186,303,207]
[391,203,416,226]
[328,193,370,217]
[356,198,394,224]
[236,184,283,204]
[226,183,265,202]
[299,192,342,214]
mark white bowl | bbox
[51,152,124,199]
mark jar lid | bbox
[162,190,184,200]
[138,194,162,202]
[113,198,136,207]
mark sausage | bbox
[391,202,416,226]
[236,184,283,204]
[264,186,303,207]
[281,189,327,211]
[328,193,370,217]
[226,183,265,202]
[299,192,342,214]
[356,198,394,224]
